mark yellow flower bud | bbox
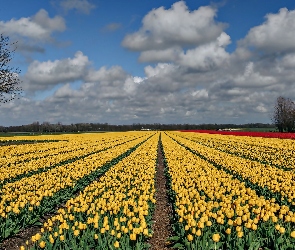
[196,229,202,237]
[212,233,220,242]
[206,220,212,226]
[237,231,244,238]
[187,234,193,241]
[114,241,120,248]
[39,241,46,248]
[279,227,285,234]
[130,233,136,241]
[35,233,41,241]
[49,235,54,244]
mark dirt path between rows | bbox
[148,136,173,250]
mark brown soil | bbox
[148,137,173,250]
[0,226,40,250]
[0,210,62,250]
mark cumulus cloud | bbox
[144,63,179,78]
[177,32,231,71]
[0,9,66,54]
[85,66,127,84]
[139,47,182,63]
[279,53,295,69]
[54,83,83,99]
[60,0,96,14]
[0,9,65,41]
[233,62,277,88]
[122,1,231,70]
[122,1,225,51]
[24,51,90,90]
[240,8,295,54]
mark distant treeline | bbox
[0,122,275,133]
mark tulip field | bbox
[0,131,295,249]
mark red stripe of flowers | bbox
[179,130,295,139]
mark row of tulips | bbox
[21,133,159,249]
[168,132,295,207]
[0,133,144,186]
[0,140,67,158]
[0,132,154,242]
[0,135,71,158]
[178,131,295,170]
[161,133,295,250]
[0,139,62,148]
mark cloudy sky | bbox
[1,0,295,126]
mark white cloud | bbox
[139,47,182,63]
[133,76,146,83]
[191,89,208,100]
[54,83,83,99]
[279,53,295,69]
[122,2,230,67]
[233,62,276,87]
[240,8,295,54]
[144,63,178,78]
[60,0,96,14]
[123,77,139,94]
[24,51,90,90]
[255,104,268,113]
[177,32,230,70]
[0,9,65,41]
[85,66,127,84]
[122,1,225,51]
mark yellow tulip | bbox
[187,234,193,241]
[114,241,120,248]
[212,233,220,242]
[39,241,46,248]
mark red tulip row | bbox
[180,130,295,139]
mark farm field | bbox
[0,131,295,249]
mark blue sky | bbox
[1,0,295,126]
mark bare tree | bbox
[272,96,295,132]
[0,34,22,103]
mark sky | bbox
[1,0,295,126]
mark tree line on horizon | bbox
[0,122,275,133]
